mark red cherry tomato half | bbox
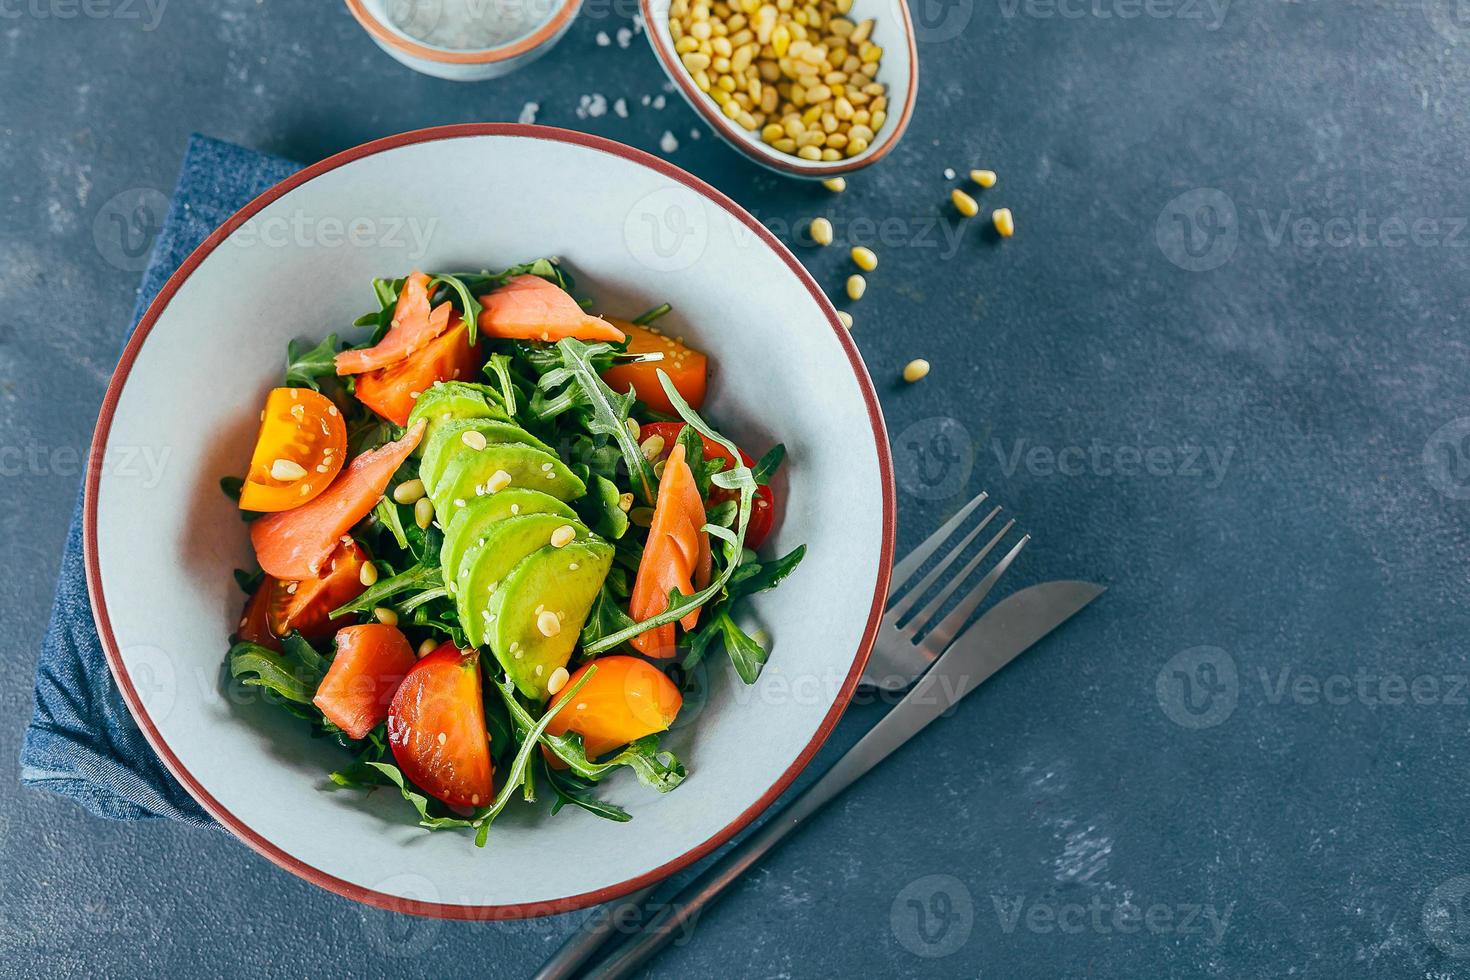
[266,540,371,642]
[638,421,776,549]
[387,644,494,809]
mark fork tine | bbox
[888,491,988,594]
[903,517,1016,633]
[918,532,1030,653]
[886,505,1002,626]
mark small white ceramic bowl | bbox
[88,124,894,918]
[345,0,581,81]
[640,0,916,178]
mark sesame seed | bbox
[576,703,587,711]
[437,732,446,746]
[541,462,553,472]
[569,562,579,570]
[535,665,544,676]
[510,504,520,515]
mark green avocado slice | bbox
[431,444,586,517]
[484,540,614,700]
[440,489,579,596]
[404,382,507,457]
[455,514,591,648]
[419,419,553,496]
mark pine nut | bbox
[822,176,847,192]
[837,310,853,329]
[625,417,641,440]
[992,207,1015,237]
[971,169,996,188]
[851,245,877,270]
[951,188,979,217]
[547,664,570,692]
[640,434,666,461]
[461,430,488,451]
[846,274,866,301]
[392,479,426,504]
[486,469,513,493]
[418,637,439,658]
[550,524,577,548]
[618,492,635,512]
[360,562,379,587]
[414,496,435,529]
[810,216,834,245]
[373,607,398,626]
[902,359,930,383]
[271,458,307,481]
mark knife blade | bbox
[579,579,1106,980]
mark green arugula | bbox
[284,334,340,391]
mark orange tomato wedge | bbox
[238,388,347,512]
[236,577,281,651]
[250,420,426,579]
[628,442,709,658]
[476,275,626,343]
[599,319,708,416]
[544,656,683,761]
[313,624,418,740]
[354,315,482,425]
[335,272,454,376]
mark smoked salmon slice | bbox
[251,421,426,579]
[336,272,453,376]
[477,275,626,343]
[629,442,709,658]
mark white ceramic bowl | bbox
[87,125,894,918]
[640,0,916,178]
[345,0,581,81]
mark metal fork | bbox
[861,491,1031,690]
[533,490,1028,980]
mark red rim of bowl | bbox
[638,0,918,177]
[343,0,582,64]
[84,123,897,920]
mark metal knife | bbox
[557,579,1106,980]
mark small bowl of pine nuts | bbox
[640,0,916,177]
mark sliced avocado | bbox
[440,489,578,591]
[419,419,553,496]
[431,444,586,517]
[405,382,507,457]
[456,514,591,647]
[484,540,614,700]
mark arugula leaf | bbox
[285,334,340,391]
[550,338,659,505]
[330,563,442,618]
[372,497,410,551]
[398,586,449,615]
[429,274,484,345]
[228,641,324,705]
[485,352,519,417]
[728,544,806,600]
[233,567,263,594]
[581,579,639,648]
[220,476,244,502]
[544,764,632,822]
[751,443,786,485]
[364,762,478,831]
[632,302,672,326]
[579,474,630,541]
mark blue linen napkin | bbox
[20,136,303,824]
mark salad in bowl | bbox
[224,259,802,845]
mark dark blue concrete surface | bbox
[5,1,1470,977]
